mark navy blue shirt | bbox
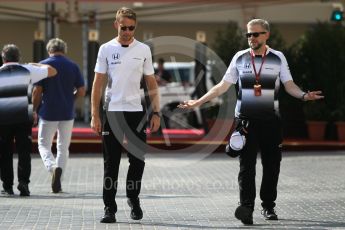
[35,55,84,121]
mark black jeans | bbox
[102,111,147,213]
[238,116,282,209]
[0,123,32,189]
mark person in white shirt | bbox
[179,19,323,225]
[91,7,160,223]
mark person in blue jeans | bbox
[32,38,85,193]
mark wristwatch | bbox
[152,112,161,117]
[301,92,307,101]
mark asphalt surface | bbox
[1,151,345,229]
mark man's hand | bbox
[91,115,102,135]
[177,100,199,109]
[150,115,160,133]
[90,73,106,135]
[304,91,324,101]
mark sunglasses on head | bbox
[120,26,135,31]
[245,31,266,38]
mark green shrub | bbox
[294,22,345,121]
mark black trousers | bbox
[102,111,147,213]
[0,123,32,189]
[238,116,282,209]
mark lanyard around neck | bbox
[250,48,267,84]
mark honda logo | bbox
[112,53,120,60]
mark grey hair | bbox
[1,44,20,62]
[247,19,270,32]
[46,38,67,54]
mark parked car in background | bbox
[142,61,220,129]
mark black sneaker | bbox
[52,167,62,193]
[1,187,14,196]
[100,207,116,223]
[127,198,143,220]
[17,183,30,196]
[262,208,278,220]
[234,205,253,225]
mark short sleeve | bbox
[94,45,107,74]
[24,64,48,84]
[143,46,154,76]
[277,52,293,83]
[222,52,240,84]
[74,65,85,88]
[34,79,44,86]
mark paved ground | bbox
[1,151,345,230]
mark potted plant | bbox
[330,105,345,141]
[303,101,328,141]
[291,22,345,140]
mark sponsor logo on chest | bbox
[110,53,121,65]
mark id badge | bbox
[254,84,262,96]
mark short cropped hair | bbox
[1,44,20,63]
[115,7,137,22]
[46,38,67,54]
[247,19,270,32]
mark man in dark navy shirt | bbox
[0,44,56,196]
[32,38,85,193]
